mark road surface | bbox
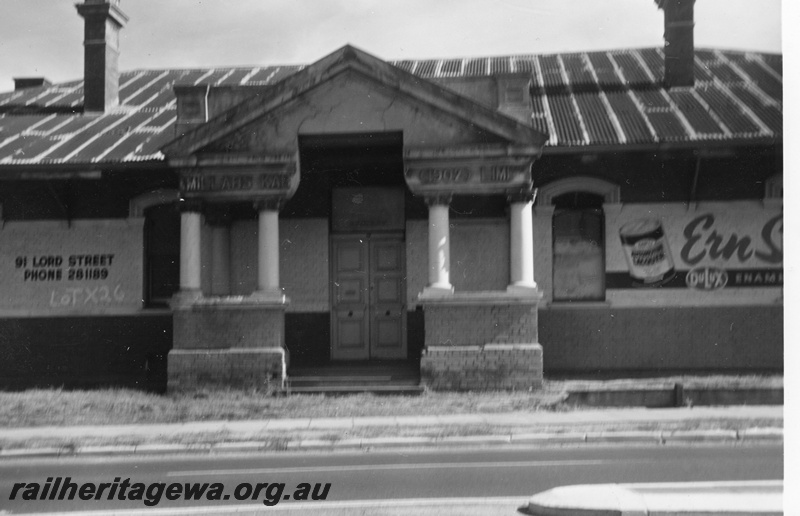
[0,443,782,514]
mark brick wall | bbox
[230,218,329,312]
[173,306,284,349]
[421,344,542,390]
[406,218,509,306]
[540,304,783,373]
[168,348,286,391]
[424,303,538,346]
[420,300,542,391]
[451,219,509,291]
[170,305,287,391]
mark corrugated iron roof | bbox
[0,48,781,166]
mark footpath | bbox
[0,405,783,458]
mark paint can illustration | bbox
[619,218,675,287]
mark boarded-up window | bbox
[552,192,605,301]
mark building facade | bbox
[0,0,782,391]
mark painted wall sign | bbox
[0,220,144,315]
[416,167,470,184]
[181,173,291,193]
[618,218,676,287]
[685,266,728,291]
[680,213,783,266]
[605,202,783,290]
[404,159,532,195]
[179,164,298,201]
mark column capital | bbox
[254,198,284,211]
[424,194,453,207]
[179,198,203,213]
[507,185,537,204]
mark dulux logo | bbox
[686,266,729,291]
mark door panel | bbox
[369,235,407,359]
[330,233,407,360]
[335,278,367,304]
[335,307,368,351]
[331,236,370,360]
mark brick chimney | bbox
[655,0,695,88]
[75,0,129,112]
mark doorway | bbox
[330,233,407,360]
[293,132,412,364]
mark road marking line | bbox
[20,496,530,515]
[167,459,633,477]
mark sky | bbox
[0,0,784,92]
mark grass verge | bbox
[0,375,781,428]
[0,386,568,427]
[0,418,782,452]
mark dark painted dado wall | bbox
[539,305,783,374]
[0,314,172,391]
[0,306,781,390]
[285,313,330,367]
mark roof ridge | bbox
[0,47,781,94]
[0,47,782,165]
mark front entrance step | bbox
[287,361,422,394]
[287,384,425,394]
[290,375,420,385]
[287,375,423,394]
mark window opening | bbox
[552,192,605,301]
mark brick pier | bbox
[419,292,543,391]
[167,300,288,391]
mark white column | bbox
[255,200,283,301]
[210,225,231,296]
[423,195,454,295]
[532,204,555,301]
[508,191,538,292]
[178,203,202,303]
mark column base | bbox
[506,283,540,296]
[249,289,288,304]
[419,284,455,299]
[170,289,203,309]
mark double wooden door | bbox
[330,233,407,360]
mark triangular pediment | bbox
[163,45,546,159]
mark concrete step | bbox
[290,375,419,385]
[288,384,425,394]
